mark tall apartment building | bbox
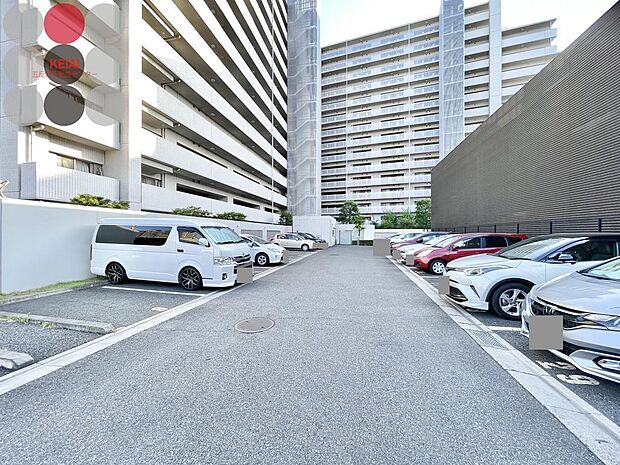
[1,0,287,223]
[320,0,557,222]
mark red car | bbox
[413,233,528,275]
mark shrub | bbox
[172,207,247,221]
[70,194,129,209]
[171,206,211,217]
[215,212,247,221]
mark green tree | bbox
[278,210,293,226]
[337,200,361,224]
[353,214,365,245]
[378,211,399,229]
[414,199,432,229]
[398,209,416,229]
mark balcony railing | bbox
[321,24,439,61]
[20,162,120,202]
[322,189,432,201]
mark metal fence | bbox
[440,217,620,237]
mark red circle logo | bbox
[44,4,85,44]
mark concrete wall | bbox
[0,199,290,294]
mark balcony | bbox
[322,189,432,201]
[141,184,279,223]
[20,162,120,202]
[322,203,428,215]
[322,159,438,175]
[322,145,439,163]
[321,25,439,62]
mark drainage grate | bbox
[234,317,274,334]
[467,329,508,350]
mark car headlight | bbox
[463,265,510,276]
[214,256,235,265]
[417,250,432,258]
[583,314,620,330]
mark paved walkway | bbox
[0,247,602,464]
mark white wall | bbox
[293,216,337,246]
[0,199,290,293]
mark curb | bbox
[0,311,114,335]
[0,280,107,306]
[0,350,34,371]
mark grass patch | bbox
[0,277,105,302]
[40,321,58,329]
[0,315,31,324]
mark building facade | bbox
[286,0,321,216]
[431,2,620,236]
[320,0,557,222]
[0,0,288,223]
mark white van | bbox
[91,218,252,290]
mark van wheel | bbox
[301,244,310,251]
[105,262,127,284]
[428,259,447,275]
[179,267,203,291]
[255,253,269,266]
[490,283,530,320]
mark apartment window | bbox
[56,154,103,176]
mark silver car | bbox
[521,256,620,384]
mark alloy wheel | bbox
[498,289,527,316]
[106,263,125,284]
[256,254,268,266]
[180,267,201,291]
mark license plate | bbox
[529,315,563,350]
[438,275,450,295]
[373,239,390,256]
[236,267,253,284]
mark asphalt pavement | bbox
[0,247,612,464]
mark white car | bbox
[445,234,620,320]
[241,234,285,266]
[271,233,315,251]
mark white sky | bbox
[319,0,617,51]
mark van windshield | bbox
[201,226,244,245]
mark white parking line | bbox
[487,326,522,332]
[0,251,316,397]
[102,286,209,297]
[388,256,620,465]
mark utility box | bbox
[292,216,337,247]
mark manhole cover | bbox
[234,317,274,334]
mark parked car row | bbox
[401,232,620,384]
[91,218,327,291]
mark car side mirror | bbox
[556,252,577,263]
[198,238,210,247]
[416,238,424,243]
[452,245,459,251]
[549,252,575,263]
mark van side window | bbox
[178,227,204,245]
[96,225,171,246]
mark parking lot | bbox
[0,249,316,377]
[392,258,620,427]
